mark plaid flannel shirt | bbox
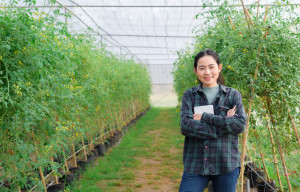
[180,83,247,175]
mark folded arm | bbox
[180,90,224,139]
[200,91,247,135]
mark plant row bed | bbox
[2,107,150,192]
[47,107,150,192]
[0,2,151,192]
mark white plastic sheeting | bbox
[2,0,300,87]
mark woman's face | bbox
[193,55,222,87]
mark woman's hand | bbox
[193,113,202,121]
[227,105,237,117]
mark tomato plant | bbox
[173,0,299,190]
[0,0,151,190]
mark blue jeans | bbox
[179,167,240,192]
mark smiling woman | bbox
[179,49,247,192]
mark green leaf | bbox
[0,45,11,51]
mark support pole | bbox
[71,140,77,167]
[257,0,260,18]
[81,136,87,161]
[62,148,69,172]
[241,0,250,29]
[286,101,300,148]
[265,119,283,189]
[245,8,254,26]
[264,5,269,24]
[31,132,47,192]
[258,148,270,182]
[50,156,59,184]
[239,57,260,192]
[64,7,67,27]
[246,179,250,192]
[265,94,292,192]
[228,16,236,30]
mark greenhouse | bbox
[0,0,299,191]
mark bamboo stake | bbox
[286,105,300,147]
[239,56,260,192]
[97,119,101,143]
[246,145,252,162]
[131,100,134,119]
[258,148,270,182]
[123,106,127,125]
[245,9,254,26]
[127,103,131,123]
[50,156,59,184]
[38,166,47,192]
[101,133,105,144]
[86,121,94,151]
[122,104,126,129]
[135,100,138,115]
[239,9,272,191]
[228,16,236,30]
[70,140,77,167]
[241,0,250,29]
[108,104,114,136]
[257,0,260,18]
[264,5,269,24]
[265,94,292,192]
[62,148,69,172]
[132,100,137,118]
[265,119,283,189]
[253,128,271,182]
[81,136,87,162]
[31,132,47,192]
[122,107,126,126]
[97,108,105,143]
[116,110,121,132]
[89,135,93,152]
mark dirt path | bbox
[101,108,184,192]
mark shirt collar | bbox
[193,83,227,93]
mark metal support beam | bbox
[8,4,300,8]
[91,34,195,38]
[106,45,181,49]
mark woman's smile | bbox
[193,55,222,87]
[204,77,212,80]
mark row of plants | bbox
[173,0,299,191]
[0,0,151,191]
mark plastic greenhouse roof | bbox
[3,0,300,84]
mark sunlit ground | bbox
[150,84,178,107]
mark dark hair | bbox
[194,49,225,85]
